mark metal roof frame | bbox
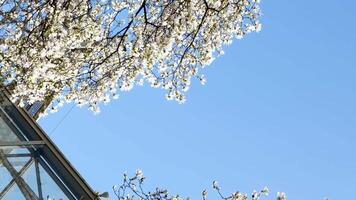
[0,88,98,200]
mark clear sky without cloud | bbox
[39,1,356,199]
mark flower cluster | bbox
[112,170,285,200]
[0,0,261,114]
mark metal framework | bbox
[0,146,41,200]
[0,89,99,200]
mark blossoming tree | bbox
[110,170,287,200]
[0,0,261,116]
[0,1,291,199]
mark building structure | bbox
[0,89,100,200]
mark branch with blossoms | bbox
[112,170,287,200]
[0,0,262,116]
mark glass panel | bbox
[2,183,26,200]
[0,163,12,193]
[39,164,69,200]
[0,117,19,143]
[5,147,30,155]
[0,114,25,156]
[7,156,31,173]
[21,162,39,197]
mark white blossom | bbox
[212,180,219,190]
[135,169,144,179]
[0,0,261,114]
[276,192,286,200]
[114,171,282,200]
[261,186,269,196]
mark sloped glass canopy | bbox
[0,107,73,199]
[0,90,97,200]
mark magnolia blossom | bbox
[0,0,261,114]
[276,192,286,200]
[113,171,284,200]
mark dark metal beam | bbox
[34,155,44,200]
[0,141,45,147]
[3,153,32,158]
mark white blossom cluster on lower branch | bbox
[0,0,261,115]
[112,170,287,200]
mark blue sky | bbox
[39,1,356,199]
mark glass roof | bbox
[0,89,97,200]
[0,104,73,200]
